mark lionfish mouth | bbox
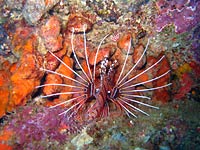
[36,25,171,121]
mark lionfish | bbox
[37,26,171,122]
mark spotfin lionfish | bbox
[37,25,171,122]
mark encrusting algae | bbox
[0,0,200,149]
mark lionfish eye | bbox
[95,88,100,93]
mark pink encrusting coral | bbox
[155,0,200,33]
[6,105,83,149]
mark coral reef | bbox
[43,55,74,101]
[86,0,121,23]
[0,25,11,56]
[40,15,63,52]
[10,36,43,107]
[5,0,25,10]
[66,13,94,33]
[0,34,44,118]
[71,128,93,150]
[151,54,171,103]
[0,0,199,149]
[174,73,193,100]
[190,25,200,63]
[22,0,60,24]
[0,61,12,117]
[155,0,200,33]
[3,105,83,150]
[172,61,200,100]
[146,118,188,149]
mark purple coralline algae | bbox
[155,0,200,33]
[7,106,82,149]
[190,25,200,63]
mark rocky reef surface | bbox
[0,0,199,150]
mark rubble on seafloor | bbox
[0,0,199,150]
